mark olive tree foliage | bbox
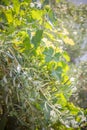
[0,0,85,130]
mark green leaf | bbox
[13,0,20,15]
[53,52,61,62]
[63,36,75,45]
[63,52,70,62]
[23,36,31,50]
[5,9,13,23]
[52,66,62,80]
[43,47,54,62]
[44,102,51,121]
[61,61,69,72]
[31,30,43,48]
[57,93,67,107]
[48,10,55,24]
[57,61,69,72]
[66,103,80,115]
[31,10,43,20]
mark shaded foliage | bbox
[0,0,86,130]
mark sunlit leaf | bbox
[31,10,43,20]
[63,52,70,62]
[63,36,75,45]
[5,10,13,23]
[45,22,52,30]
[13,0,20,14]
[57,93,67,107]
[66,103,80,115]
[57,61,69,72]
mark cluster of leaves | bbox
[70,62,87,109]
[53,1,87,113]
[0,0,85,130]
[53,1,87,62]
